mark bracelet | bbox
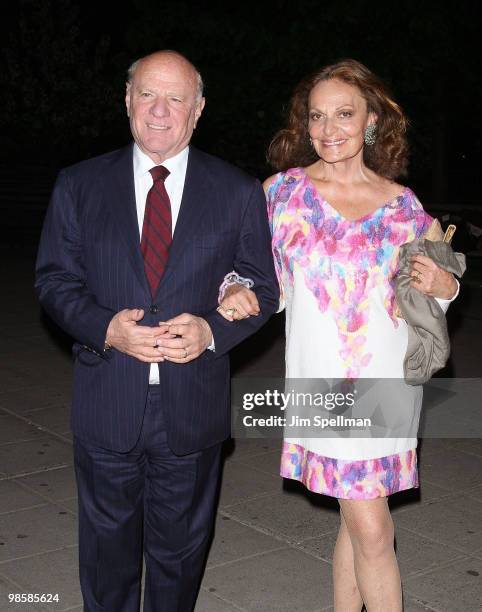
[218,272,254,304]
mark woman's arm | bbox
[409,213,460,311]
[217,285,260,321]
[410,254,459,313]
[217,173,285,321]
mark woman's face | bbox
[307,78,376,164]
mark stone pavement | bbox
[0,253,481,612]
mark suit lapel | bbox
[157,147,211,291]
[104,144,150,294]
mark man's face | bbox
[125,54,205,164]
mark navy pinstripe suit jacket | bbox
[35,144,279,455]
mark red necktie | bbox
[141,166,172,295]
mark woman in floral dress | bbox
[218,59,458,611]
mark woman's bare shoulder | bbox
[379,178,407,200]
[262,173,280,193]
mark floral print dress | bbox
[267,168,441,499]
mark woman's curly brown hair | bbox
[268,59,409,180]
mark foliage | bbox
[2,0,481,203]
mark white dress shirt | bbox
[133,144,189,384]
[133,143,189,240]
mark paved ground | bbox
[0,253,481,612]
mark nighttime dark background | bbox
[1,0,482,249]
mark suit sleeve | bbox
[35,170,116,357]
[203,179,280,357]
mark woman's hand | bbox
[217,284,260,321]
[410,255,458,299]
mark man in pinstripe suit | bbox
[35,51,279,612]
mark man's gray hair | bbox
[126,52,204,100]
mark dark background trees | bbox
[1,0,481,212]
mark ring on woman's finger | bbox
[413,270,422,283]
[225,307,237,317]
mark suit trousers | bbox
[74,386,222,612]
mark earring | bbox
[364,124,377,146]
[309,137,314,147]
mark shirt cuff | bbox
[435,279,460,313]
[207,335,215,352]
